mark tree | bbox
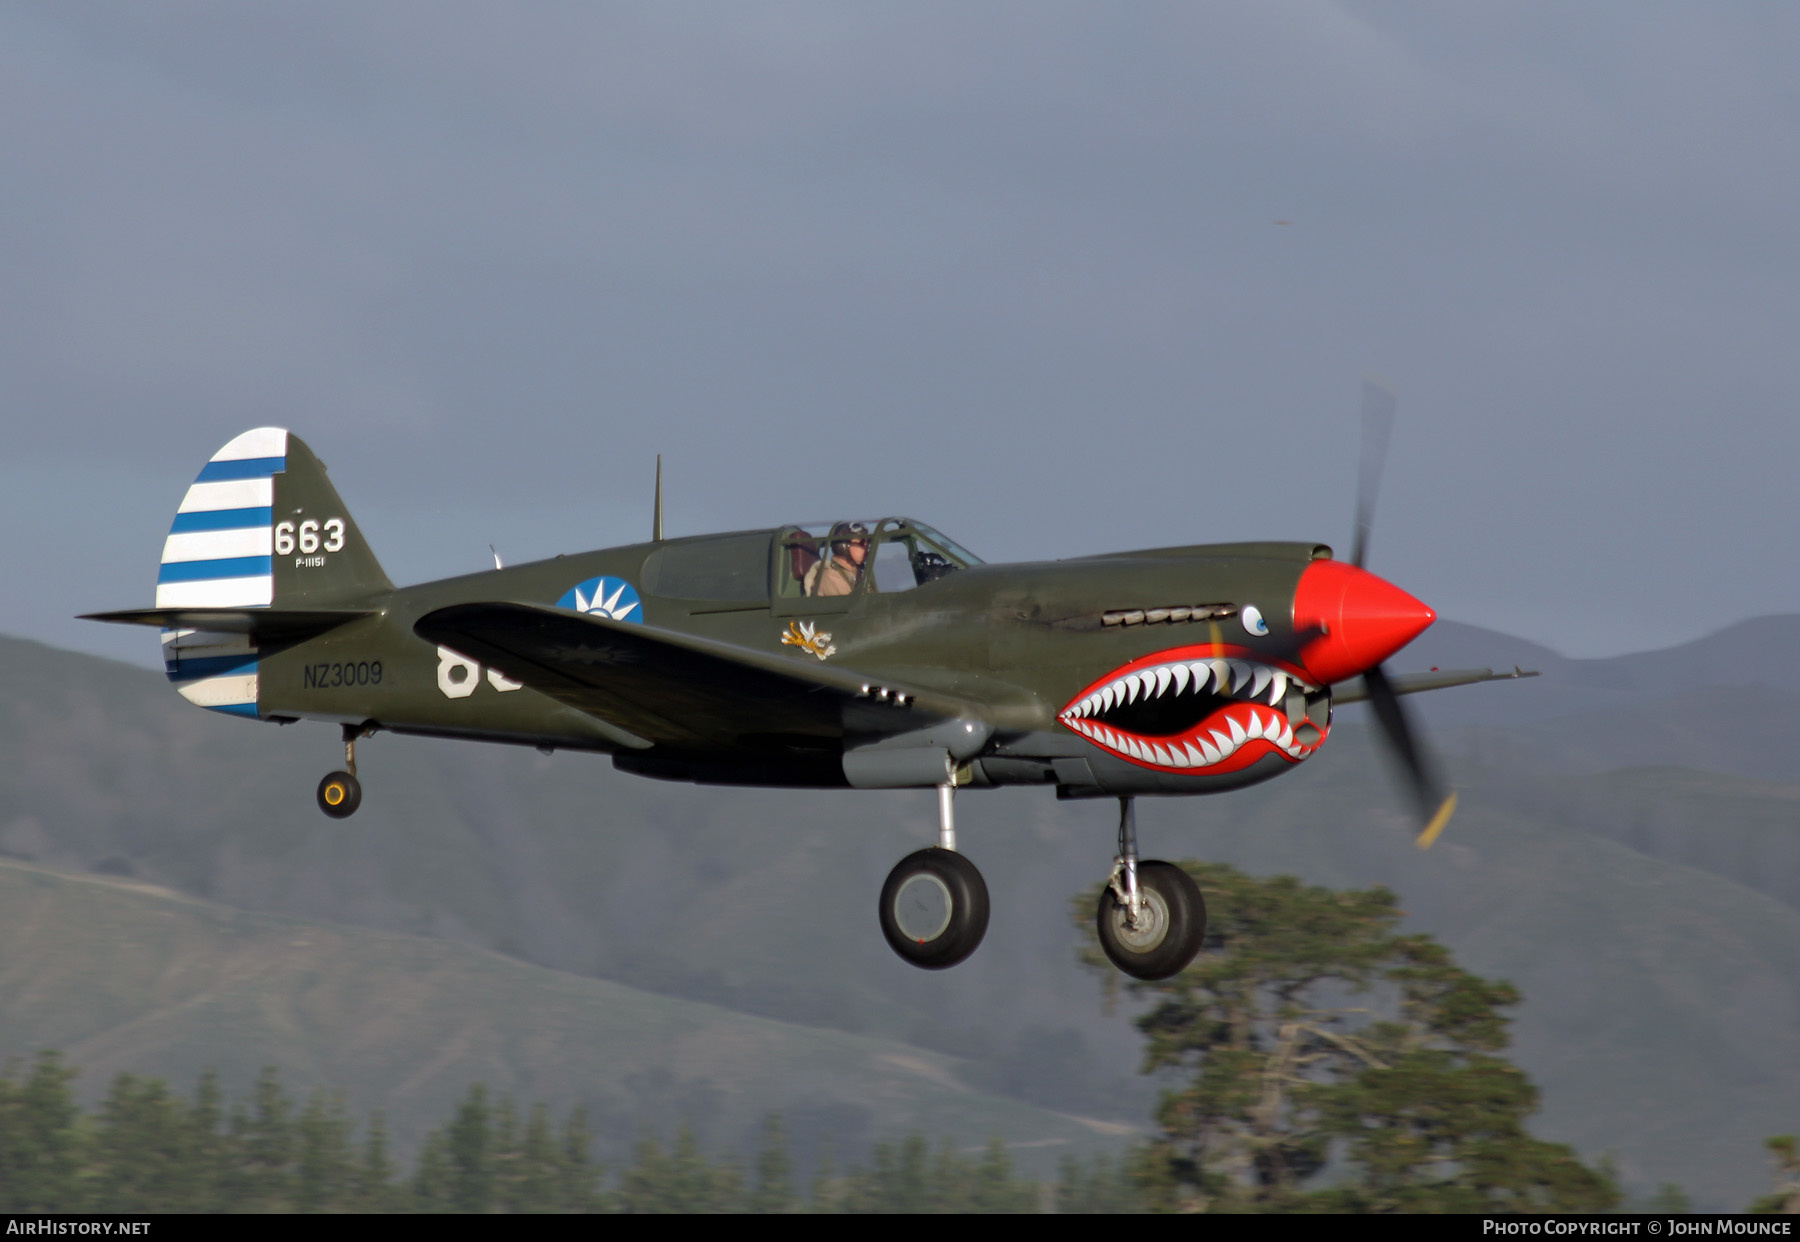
[747,1115,795,1213]
[355,1111,399,1212]
[294,1091,357,1212]
[1750,1136,1800,1214]
[1055,1151,1139,1214]
[186,1070,227,1211]
[0,1052,82,1212]
[1081,862,1619,1213]
[228,1067,297,1209]
[553,1107,604,1212]
[444,1084,494,1213]
[89,1074,196,1211]
[616,1126,743,1213]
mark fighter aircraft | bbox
[85,389,1530,980]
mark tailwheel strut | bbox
[1095,796,1206,981]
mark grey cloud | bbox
[3,2,1798,661]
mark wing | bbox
[1331,665,1538,704]
[413,602,976,752]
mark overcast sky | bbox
[5,3,1797,666]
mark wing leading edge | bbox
[1330,665,1539,704]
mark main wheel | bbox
[317,770,362,819]
[1096,861,1205,980]
[879,848,990,970]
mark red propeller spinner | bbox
[1292,558,1435,686]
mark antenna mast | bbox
[653,454,664,542]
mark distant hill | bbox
[0,856,1128,1172]
[5,624,1800,1206]
[1399,614,1800,729]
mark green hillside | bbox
[0,855,1131,1173]
[6,631,1800,1205]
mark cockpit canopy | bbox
[778,518,981,599]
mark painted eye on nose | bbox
[1241,605,1269,636]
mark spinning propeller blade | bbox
[1351,379,1397,571]
[1348,381,1456,847]
[1362,664,1457,847]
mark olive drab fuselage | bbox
[253,532,1333,798]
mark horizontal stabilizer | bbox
[80,607,373,639]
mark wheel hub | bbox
[1108,887,1169,952]
[893,873,953,943]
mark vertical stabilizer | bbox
[155,427,390,717]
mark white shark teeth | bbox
[1065,696,1319,769]
[1250,666,1272,701]
[1062,658,1327,768]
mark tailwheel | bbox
[1096,861,1205,980]
[316,771,362,819]
[879,847,989,970]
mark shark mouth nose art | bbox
[1059,644,1327,774]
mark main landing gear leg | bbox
[1095,796,1206,981]
[316,723,367,819]
[878,779,990,970]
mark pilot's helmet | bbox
[830,520,870,554]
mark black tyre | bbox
[317,770,362,819]
[1096,860,1206,980]
[879,848,990,970]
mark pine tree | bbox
[748,1114,795,1213]
[505,1102,556,1213]
[445,1084,494,1213]
[0,1052,82,1212]
[1054,1152,1138,1214]
[186,1070,227,1212]
[1082,863,1619,1213]
[355,1110,398,1212]
[294,1090,357,1212]
[810,1138,843,1213]
[555,1106,603,1212]
[410,1130,454,1210]
[229,1067,297,1210]
[90,1073,195,1211]
[970,1138,1036,1212]
[1749,1135,1800,1214]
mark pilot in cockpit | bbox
[804,521,869,597]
